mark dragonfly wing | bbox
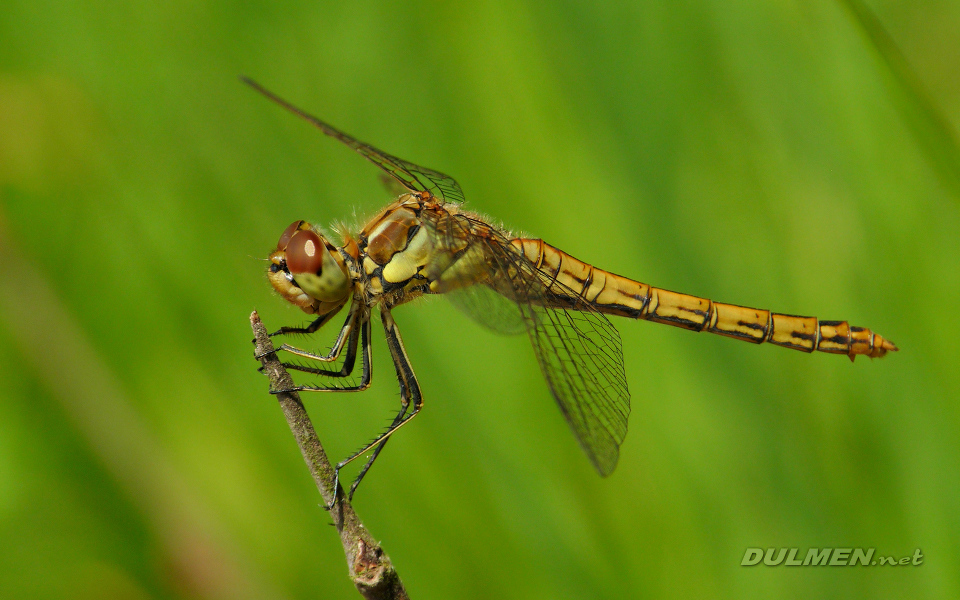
[428,212,630,475]
[243,78,465,205]
[446,285,527,335]
[525,298,629,476]
[424,210,526,334]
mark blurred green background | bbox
[1,0,958,598]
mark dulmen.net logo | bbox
[741,548,923,567]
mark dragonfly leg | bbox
[274,312,372,393]
[281,307,359,377]
[259,302,357,362]
[268,304,343,337]
[329,307,422,506]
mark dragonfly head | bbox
[268,220,352,313]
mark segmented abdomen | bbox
[511,238,897,360]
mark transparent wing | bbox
[446,284,527,335]
[426,211,630,476]
[243,77,465,205]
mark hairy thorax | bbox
[355,194,442,308]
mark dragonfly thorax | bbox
[268,220,352,314]
[358,196,441,306]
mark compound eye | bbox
[286,229,324,275]
[277,220,305,251]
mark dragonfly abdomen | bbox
[512,238,897,361]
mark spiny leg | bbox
[346,409,407,503]
[275,311,372,393]
[282,310,360,378]
[264,302,358,362]
[269,304,343,337]
[330,307,423,506]
[254,304,342,361]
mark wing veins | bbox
[243,77,464,204]
[435,215,629,476]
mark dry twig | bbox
[250,311,408,600]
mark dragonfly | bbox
[245,78,898,504]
